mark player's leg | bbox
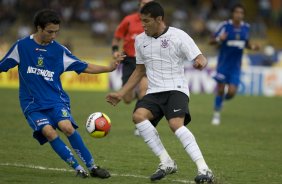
[49,106,109,178]
[225,73,239,100]
[26,111,86,177]
[170,118,214,183]
[225,84,237,100]
[212,82,225,125]
[42,125,83,170]
[133,94,176,181]
[56,117,110,179]
[165,92,214,183]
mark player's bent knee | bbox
[132,111,146,124]
[225,93,235,100]
[42,125,58,141]
[58,120,75,136]
[61,124,75,137]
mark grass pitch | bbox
[0,88,281,184]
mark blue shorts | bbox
[25,105,78,145]
[213,71,240,87]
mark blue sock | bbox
[214,95,224,111]
[49,137,80,170]
[68,131,95,170]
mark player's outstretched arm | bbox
[209,32,228,45]
[193,54,207,70]
[83,54,126,74]
[246,41,260,51]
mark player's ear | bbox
[156,16,162,23]
[37,26,43,32]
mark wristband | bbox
[112,45,119,53]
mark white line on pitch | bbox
[0,163,194,183]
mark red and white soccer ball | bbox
[86,112,111,138]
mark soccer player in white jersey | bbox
[106,2,214,183]
[0,9,125,178]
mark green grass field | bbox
[0,88,281,184]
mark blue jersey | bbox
[0,35,88,114]
[214,20,250,75]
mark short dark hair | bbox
[140,1,164,19]
[33,9,61,29]
[231,3,245,13]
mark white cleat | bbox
[150,160,178,181]
[195,168,215,184]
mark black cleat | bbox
[150,161,177,181]
[194,169,214,184]
[90,166,111,179]
[76,169,89,178]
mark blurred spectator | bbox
[17,25,32,39]
[0,0,280,46]
[63,38,74,52]
[0,1,17,36]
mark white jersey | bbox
[135,27,201,97]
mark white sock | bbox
[159,149,173,163]
[175,126,209,171]
[213,111,220,118]
[136,120,171,163]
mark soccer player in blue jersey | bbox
[0,9,125,178]
[210,4,259,125]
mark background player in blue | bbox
[209,4,259,125]
[0,9,125,178]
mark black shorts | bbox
[134,91,191,127]
[122,57,136,85]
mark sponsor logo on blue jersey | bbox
[26,66,54,81]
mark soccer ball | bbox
[86,112,111,138]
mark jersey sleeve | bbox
[0,42,20,72]
[114,16,129,39]
[135,35,145,64]
[214,21,226,38]
[63,48,87,74]
[179,31,201,62]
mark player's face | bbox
[232,7,244,22]
[38,23,60,44]
[141,14,159,37]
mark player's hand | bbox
[109,54,126,71]
[219,32,228,41]
[106,92,122,106]
[112,51,121,59]
[193,54,207,70]
[251,43,260,51]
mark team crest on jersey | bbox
[37,56,44,67]
[161,39,169,48]
[61,109,69,117]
